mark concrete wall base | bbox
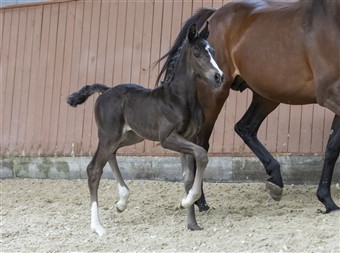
[1,155,339,184]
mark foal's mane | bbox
[154,8,216,87]
[308,0,327,15]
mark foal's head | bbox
[185,23,224,87]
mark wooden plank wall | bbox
[0,0,334,157]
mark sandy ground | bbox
[1,179,339,252]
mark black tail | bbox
[67,83,110,107]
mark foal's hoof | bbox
[187,223,203,231]
[91,224,106,236]
[266,181,283,201]
[177,202,185,210]
[116,202,127,213]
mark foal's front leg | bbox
[161,132,208,230]
[162,133,207,207]
[181,154,203,230]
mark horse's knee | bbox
[87,160,103,184]
[195,148,208,168]
[234,121,254,144]
[325,130,340,154]
[203,142,210,151]
[234,121,244,135]
[87,161,95,177]
[183,169,195,189]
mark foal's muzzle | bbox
[214,72,224,85]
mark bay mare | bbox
[67,24,224,235]
[158,0,339,216]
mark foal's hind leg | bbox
[234,93,283,200]
[109,132,144,212]
[87,146,112,236]
[108,155,130,212]
[316,114,340,213]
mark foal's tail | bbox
[67,83,110,107]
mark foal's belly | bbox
[124,109,200,143]
[124,115,160,142]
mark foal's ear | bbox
[199,21,210,39]
[188,23,198,42]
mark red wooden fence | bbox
[0,0,334,157]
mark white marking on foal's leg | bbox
[116,184,130,212]
[181,189,201,209]
[91,202,105,236]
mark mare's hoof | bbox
[188,223,203,231]
[317,207,340,214]
[266,181,283,201]
[324,206,340,214]
[195,201,210,212]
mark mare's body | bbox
[159,0,339,214]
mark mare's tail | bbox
[67,83,110,107]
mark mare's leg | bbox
[316,114,340,213]
[161,132,208,230]
[193,124,215,212]
[234,93,283,200]
[88,145,112,236]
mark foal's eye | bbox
[193,46,200,57]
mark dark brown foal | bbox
[67,24,224,235]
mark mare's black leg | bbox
[194,183,209,212]
[193,124,215,212]
[316,114,340,213]
[234,93,283,200]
